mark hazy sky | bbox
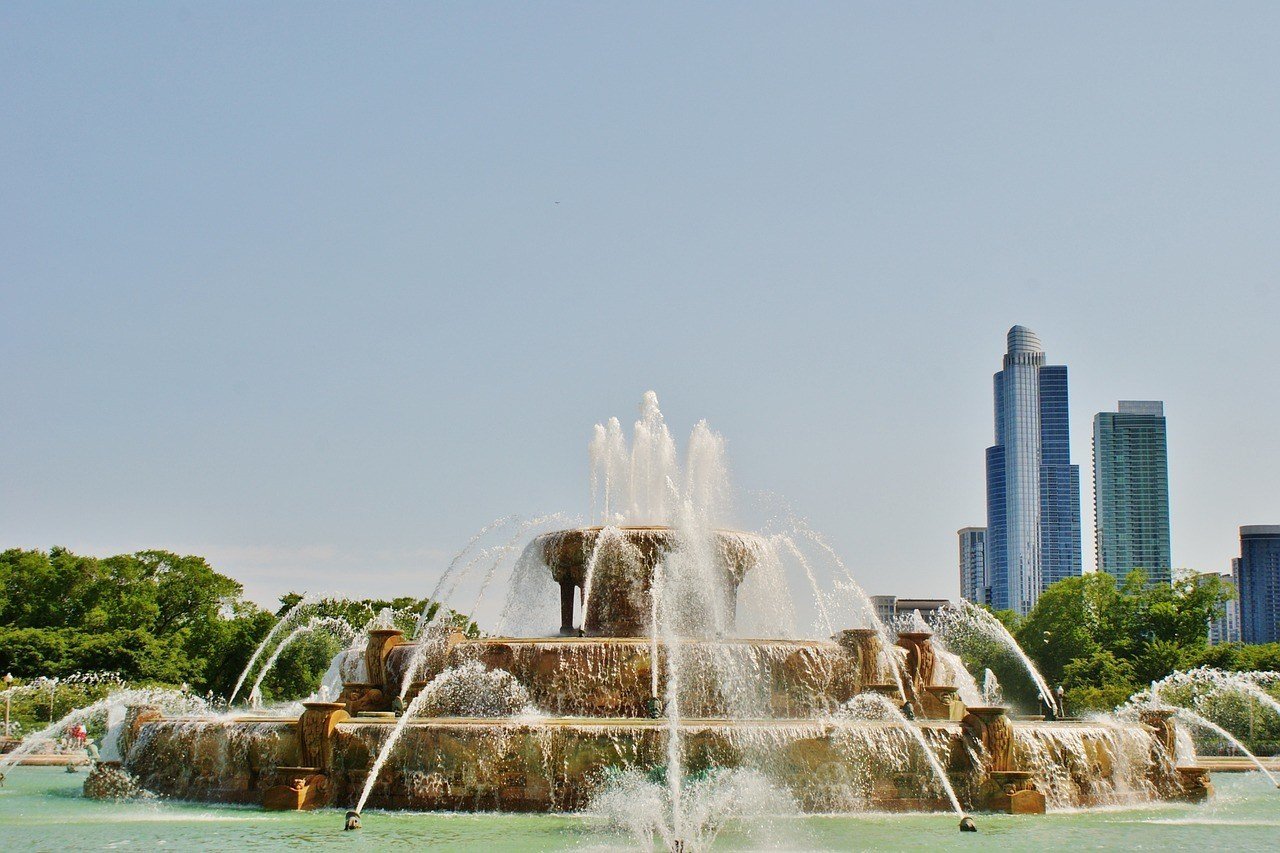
[3,3,1278,619]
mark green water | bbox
[2,767,1278,851]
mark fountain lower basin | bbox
[121,713,1187,813]
[96,526,1211,818]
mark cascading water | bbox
[834,693,969,822]
[1133,675,1280,789]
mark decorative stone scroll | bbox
[297,701,349,772]
[364,628,405,689]
[1138,708,1178,762]
[897,630,956,718]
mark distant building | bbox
[1239,526,1280,644]
[985,326,1083,615]
[872,595,951,629]
[1206,564,1241,645]
[958,527,988,605]
[1093,401,1172,585]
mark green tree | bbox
[1014,569,1234,710]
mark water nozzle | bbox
[344,810,362,831]
[959,815,977,832]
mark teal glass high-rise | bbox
[985,326,1082,615]
[1093,401,1172,585]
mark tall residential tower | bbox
[985,326,1083,615]
[1093,401,1172,585]
[958,526,988,605]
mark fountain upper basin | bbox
[534,526,763,636]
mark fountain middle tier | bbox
[386,636,870,719]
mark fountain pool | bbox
[3,767,1279,851]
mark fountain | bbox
[85,393,1209,834]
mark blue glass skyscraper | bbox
[1239,526,1280,644]
[985,326,1082,614]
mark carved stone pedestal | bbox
[1176,766,1214,802]
[834,628,887,687]
[261,701,349,811]
[985,769,1046,814]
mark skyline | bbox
[3,5,1280,613]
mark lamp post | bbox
[3,673,12,738]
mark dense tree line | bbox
[0,547,474,722]
[990,570,1280,714]
[4,547,1277,739]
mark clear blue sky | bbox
[3,3,1278,616]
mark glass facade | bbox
[985,327,1083,615]
[1093,401,1171,585]
[958,527,987,605]
[1239,526,1280,644]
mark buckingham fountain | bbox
[84,393,1214,842]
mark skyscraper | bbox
[985,326,1082,615]
[1207,563,1241,645]
[1093,401,1172,585]
[958,527,987,605]
[1238,526,1280,644]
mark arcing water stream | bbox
[247,617,358,708]
[835,693,967,820]
[227,594,320,706]
[932,599,1059,716]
